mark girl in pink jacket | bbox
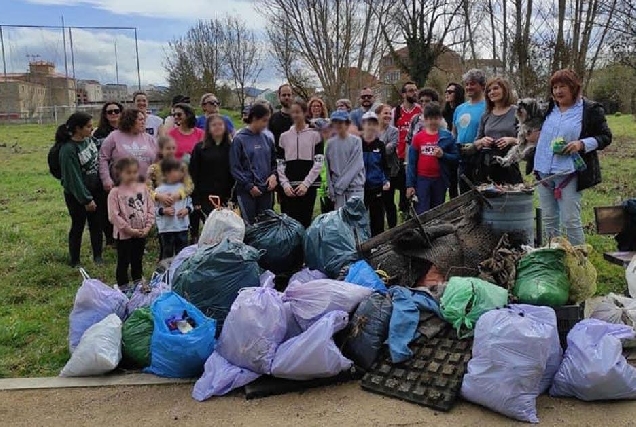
[107,157,155,287]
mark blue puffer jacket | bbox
[362,137,389,189]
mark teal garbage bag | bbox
[172,239,261,334]
[145,292,216,378]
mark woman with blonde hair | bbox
[307,97,328,120]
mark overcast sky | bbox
[2,0,281,89]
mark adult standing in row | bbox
[308,97,328,121]
[534,69,612,245]
[335,99,360,135]
[99,108,158,191]
[93,101,123,247]
[442,83,465,198]
[278,98,324,228]
[56,112,103,267]
[196,93,235,136]
[168,103,204,163]
[406,88,446,148]
[133,91,163,142]
[376,103,400,228]
[392,81,422,219]
[453,69,487,193]
[269,84,294,150]
[163,95,190,130]
[350,88,376,132]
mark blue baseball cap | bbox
[330,110,350,122]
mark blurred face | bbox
[360,89,375,108]
[379,106,392,126]
[465,80,483,99]
[424,116,442,131]
[419,95,434,106]
[134,94,148,112]
[202,96,220,114]
[105,104,121,126]
[161,138,177,160]
[278,86,293,108]
[290,103,306,124]
[209,117,227,139]
[552,83,575,106]
[309,101,323,118]
[320,127,333,140]
[526,128,541,144]
[362,119,379,136]
[487,83,504,103]
[120,163,139,185]
[173,107,185,126]
[134,112,146,134]
[445,85,457,103]
[403,84,418,104]
[250,114,271,133]
[76,120,94,138]
[336,101,350,112]
[165,168,184,184]
[332,120,349,136]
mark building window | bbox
[383,56,394,67]
[384,70,401,84]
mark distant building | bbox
[0,79,46,118]
[342,67,381,104]
[77,80,103,104]
[102,83,128,102]
[4,61,76,108]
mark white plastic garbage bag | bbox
[283,279,373,330]
[461,305,560,424]
[215,271,287,374]
[550,319,636,401]
[192,352,261,401]
[271,310,353,380]
[627,255,636,298]
[60,314,122,377]
[199,208,245,247]
[590,293,636,348]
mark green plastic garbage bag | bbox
[440,277,509,337]
[513,249,570,307]
[122,307,153,368]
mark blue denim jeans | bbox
[537,173,585,245]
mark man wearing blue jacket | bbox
[229,103,278,224]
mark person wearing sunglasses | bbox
[350,88,377,132]
[195,93,235,136]
[92,101,124,247]
[168,103,204,163]
[163,94,191,130]
[441,82,465,199]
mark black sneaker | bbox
[70,260,80,268]
[93,256,104,265]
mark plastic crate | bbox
[554,303,585,349]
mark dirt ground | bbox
[2,382,635,427]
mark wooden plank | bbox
[603,251,635,267]
[0,373,194,391]
[359,190,479,253]
[595,206,626,235]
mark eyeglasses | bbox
[173,112,184,118]
[361,95,374,100]
[106,109,120,115]
[203,101,220,106]
[445,90,455,94]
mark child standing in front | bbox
[325,110,365,209]
[108,157,155,287]
[406,103,459,215]
[155,158,193,260]
[360,111,390,236]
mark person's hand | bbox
[295,184,308,197]
[284,186,296,197]
[383,181,391,191]
[434,147,444,158]
[163,206,175,216]
[104,182,113,192]
[177,208,188,218]
[250,186,262,197]
[267,175,277,191]
[140,227,150,238]
[85,200,97,212]
[133,229,144,238]
[173,192,183,201]
[157,193,174,206]
[406,187,416,199]
[564,140,584,154]
[476,137,493,150]
[496,137,517,149]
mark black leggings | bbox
[384,165,407,228]
[116,237,146,286]
[365,187,385,237]
[64,191,103,264]
[94,189,114,245]
[281,187,317,228]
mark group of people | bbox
[53,66,612,287]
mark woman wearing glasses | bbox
[168,103,204,164]
[93,101,123,246]
[196,93,235,136]
[442,83,464,198]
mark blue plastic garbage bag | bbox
[283,279,373,330]
[344,260,387,295]
[126,275,170,314]
[386,286,440,364]
[145,292,217,378]
[244,210,306,274]
[172,239,261,335]
[461,306,558,423]
[216,271,287,374]
[289,268,328,285]
[550,319,636,401]
[304,198,370,278]
[271,310,353,380]
[341,293,393,369]
[168,244,197,285]
[192,352,261,401]
[69,270,128,353]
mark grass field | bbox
[0,114,634,378]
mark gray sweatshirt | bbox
[325,133,365,198]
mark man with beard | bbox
[390,81,421,222]
[269,84,295,156]
[350,87,377,132]
[452,69,487,193]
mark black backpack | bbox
[48,141,69,180]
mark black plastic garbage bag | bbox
[304,198,371,278]
[340,293,393,370]
[244,210,306,274]
[172,239,262,335]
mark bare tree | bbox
[223,16,265,110]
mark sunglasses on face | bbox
[106,109,120,115]
[361,95,373,100]
[173,112,183,117]
[203,101,220,106]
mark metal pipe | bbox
[134,28,141,90]
[0,26,7,82]
[61,16,69,79]
[535,207,543,247]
